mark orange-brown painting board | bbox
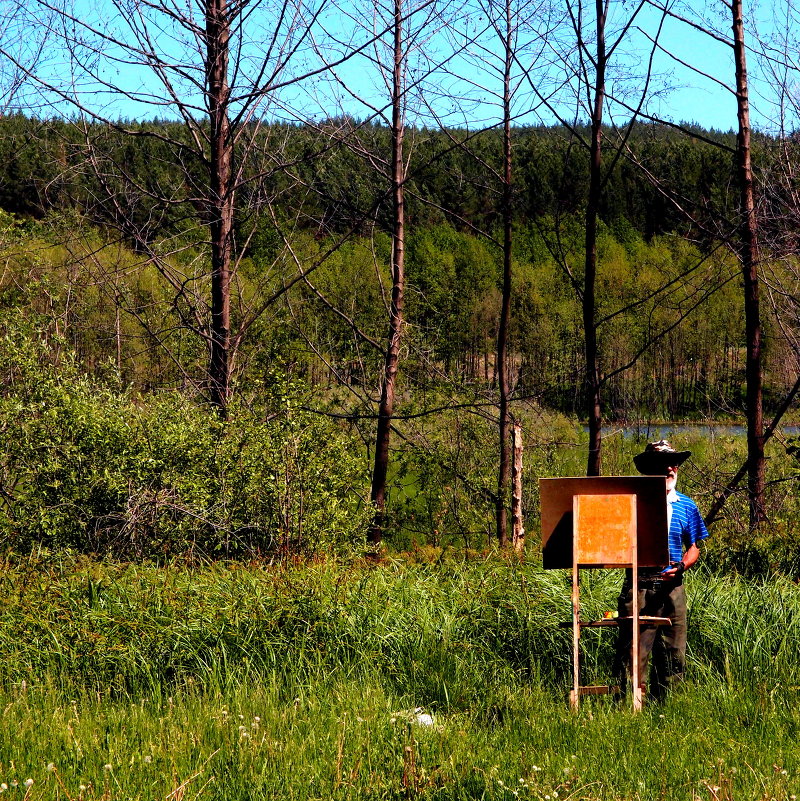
[540,476,668,569]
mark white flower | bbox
[47,763,56,772]
[104,764,113,772]
[24,779,33,788]
[143,755,152,764]
[0,783,7,792]
[253,716,260,723]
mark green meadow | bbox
[1,554,798,801]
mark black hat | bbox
[633,439,691,475]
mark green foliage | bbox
[0,311,368,558]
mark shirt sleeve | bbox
[683,499,710,548]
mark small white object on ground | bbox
[391,706,436,727]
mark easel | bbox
[540,477,671,712]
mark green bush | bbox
[0,310,368,557]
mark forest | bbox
[0,108,798,554]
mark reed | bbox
[0,554,798,799]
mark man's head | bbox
[633,439,691,492]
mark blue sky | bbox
[5,0,791,134]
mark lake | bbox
[584,423,800,439]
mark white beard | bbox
[665,475,677,493]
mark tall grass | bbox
[3,554,799,799]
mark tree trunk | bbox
[731,0,765,526]
[496,0,514,547]
[584,0,606,477]
[207,0,234,413]
[368,0,406,546]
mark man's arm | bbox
[662,543,700,577]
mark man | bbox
[614,439,709,701]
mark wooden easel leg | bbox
[572,561,580,711]
[632,542,642,711]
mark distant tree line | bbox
[0,114,748,243]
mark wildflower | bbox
[47,763,56,772]
[253,716,260,723]
[104,764,113,772]
[10,780,17,788]
[143,755,152,764]
[0,784,6,793]
[238,714,245,720]
[532,765,541,772]
[24,779,33,788]
[79,786,87,792]
[781,770,788,776]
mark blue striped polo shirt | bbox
[666,490,709,564]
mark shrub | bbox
[0,310,368,557]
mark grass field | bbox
[1,553,798,800]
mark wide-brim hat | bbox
[633,439,691,475]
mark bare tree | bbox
[731,0,766,524]
[304,0,453,545]
[1,0,357,412]
[545,0,663,475]
[635,0,774,525]
[422,0,557,547]
[368,0,410,545]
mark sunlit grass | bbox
[2,554,799,799]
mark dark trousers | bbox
[613,580,687,701]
